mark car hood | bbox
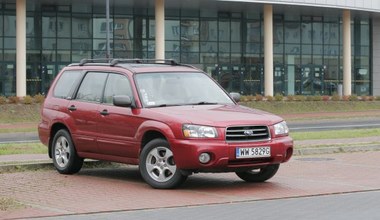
[148,104,283,127]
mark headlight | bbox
[183,124,218,138]
[274,121,289,136]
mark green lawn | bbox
[0,128,37,133]
[291,128,380,141]
[0,143,47,155]
[0,104,41,123]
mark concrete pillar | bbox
[264,4,273,97]
[155,0,165,60]
[343,9,352,96]
[16,0,26,97]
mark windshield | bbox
[135,72,235,107]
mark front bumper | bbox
[169,136,293,172]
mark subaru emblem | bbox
[244,130,254,136]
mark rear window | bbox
[53,70,83,99]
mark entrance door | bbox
[242,64,263,95]
[300,65,325,95]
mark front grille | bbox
[226,126,270,142]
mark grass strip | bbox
[0,128,37,133]
[0,143,47,155]
[291,128,380,141]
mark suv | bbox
[38,59,293,189]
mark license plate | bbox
[236,147,271,159]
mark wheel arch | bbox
[140,130,167,152]
[137,120,176,154]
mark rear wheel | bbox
[139,138,187,189]
[235,164,280,182]
[52,129,83,174]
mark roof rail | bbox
[110,59,178,66]
[79,58,113,66]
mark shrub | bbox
[322,96,330,101]
[265,96,274,101]
[306,96,314,101]
[34,94,45,103]
[246,95,255,102]
[349,94,358,101]
[274,93,284,101]
[286,95,295,101]
[255,94,263,101]
[294,95,306,102]
[362,96,375,101]
[8,96,20,104]
[0,96,6,104]
[312,95,322,101]
[331,93,341,101]
[23,95,33,104]
[296,95,306,102]
[240,96,249,102]
[342,95,350,101]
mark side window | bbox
[103,73,133,104]
[53,70,83,99]
[76,72,107,102]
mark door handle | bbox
[100,109,109,116]
[68,105,77,111]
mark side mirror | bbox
[113,95,133,107]
[230,92,241,103]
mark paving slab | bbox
[1,151,380,220]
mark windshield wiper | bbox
[193,101,218,105]
[148,104,182,108]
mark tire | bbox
[139,138,187,189]
[51,129,83,174]
[235,164,280,183]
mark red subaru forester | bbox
[38,59,293,189]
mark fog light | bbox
[199,153,211,164]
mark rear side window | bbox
[76,72,107,103]
[53,70,83,99]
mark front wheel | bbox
[139,139,187,189]
[235,164,280,183]
[51,129,83,174]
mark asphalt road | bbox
[39,190,380,220]
[1,117,380,144]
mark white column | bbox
[155,0,165,60]
[16,0,26,97]
[343,9,352,96]
[264,4,273,97]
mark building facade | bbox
[1,0,380,97]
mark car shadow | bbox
[77,166,280,191]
